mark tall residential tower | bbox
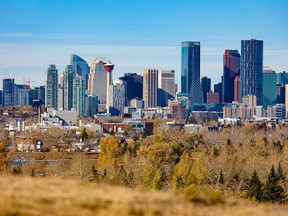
[45,65,58,109]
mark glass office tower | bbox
[181,41,204,104]
[240,39,263,105]
[2,78,14,107]
[223,50,240,103]
[70,54,90,90]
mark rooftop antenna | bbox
[4,69,6,79]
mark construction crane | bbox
[25,80,36,89]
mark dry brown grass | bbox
[0,176,288,216]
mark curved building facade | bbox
[181,41,204,104]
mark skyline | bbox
[0,0,288,89]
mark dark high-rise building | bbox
[3,78,15,107]
[223,50,240,103]
[181,41,204,104]
[34,86,45,105]
[0,90,2,106]
[240,39,263,105]
[214,82,222,103]
[201,76,211,103]
[119,73,143,105]
[276,84,285,104]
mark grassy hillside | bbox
[0,176,288,216]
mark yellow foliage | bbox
[172,152,193,190]
[99,136,121,168]
[188,154,207,185]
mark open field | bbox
[0,176,288,216]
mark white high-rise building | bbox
[108,80,125,116]
[88,57,114,106]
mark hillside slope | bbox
[0,176,288,216]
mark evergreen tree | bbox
[261,165,287,202]
[276,163,285,182]
[79,128,88,141]
[89,165,99,182]
[246,170,263,201]
[219,169,225,185]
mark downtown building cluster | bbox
[1,39,287,124]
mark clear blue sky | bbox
[0,0,287,88]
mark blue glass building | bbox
[70,54,90,90]
[2,78,14,107]
[88,94,98,117]
[240,39,263,105]
[181,41,204,104]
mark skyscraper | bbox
[14,84,33,106]
[63,65,76,110]
[0,90,2,106]
[87,94,98,117]
[2,78,14,107]
[240,39,263,105]
[158,70,175,107]
[201,76,211,103]
[33,86,45,105]
[70,54,90,90]
[223,49,240,103]
[88,57,114,104]
[214,82,222,103]
[119,73,143,105]
[234,76,240,102]
[73,75,85,117]
[45,65,58,109]
[262,66,277,107]
[108,81,125,116]
[181,41,204,104]
[143,69,158,108]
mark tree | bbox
[246,170,263,201]
[219,169,225,185]
[79,128,89,141]
[276,163,285,182]
[261,165,286,202]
